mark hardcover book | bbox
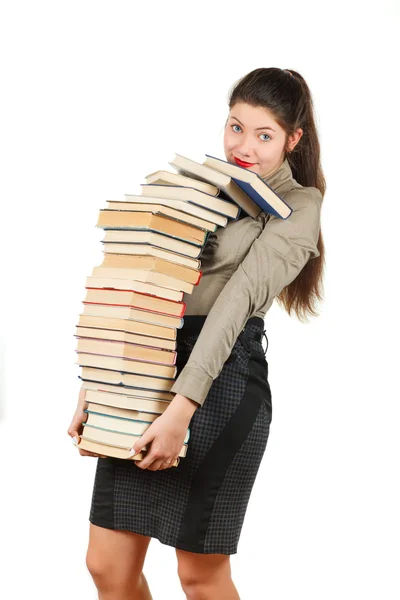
[203,154,292,219]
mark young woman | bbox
[68,67,326,600]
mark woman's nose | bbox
[234,137,255,157]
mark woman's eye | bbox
[231,124,271,142]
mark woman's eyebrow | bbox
[230,116,276,132]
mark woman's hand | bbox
[130,394,197,471]
[67,387,107,458]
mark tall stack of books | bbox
[75,153,292,464]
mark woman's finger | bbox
[78,386,88,405]
[67,406,88,441]
[77,448,99,457]
[134,444,160,470]
[149,457,171,471]
[70,431,102,458]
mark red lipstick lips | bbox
[233,156,256,168]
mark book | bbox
[101,231,203,259]
[107,199,221,231]
[76,337,176,365]
[202,154,293,219]
[98,254,202,286]
[79,366,175,392]
[80,383,174,402]
[77,353,177,379]
[101,242,201,270]
[144,168,220,196]
[83,410,190,443]
[169,153,261,218]
[76,326,177,351]
[106,200,217,232]
[91,266,196,295]
[77,314,178,341]
[96,211,208,247]
[81,423,188,452]
[85,275,185,302]
[140,183,240,220]
[77,438,186,463]
[81,303,183,329]
[83,288,186,317]
[85,400,163,420]
[121,194,227,227]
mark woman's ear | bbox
[287,127,303,152]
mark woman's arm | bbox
[169,186,323,408]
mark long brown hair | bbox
[227,67,326,322]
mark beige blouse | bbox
[169,158,322,407]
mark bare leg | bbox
[98,572,152,600]
[137,572,153,600]
[176,549,240,600]
[87,523,152,599]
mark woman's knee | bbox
[86,523,151,588]
[176,549,231,590]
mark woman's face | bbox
[223,102,302,179]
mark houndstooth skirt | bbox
[89,315,272,555]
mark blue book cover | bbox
[204,154,293,220]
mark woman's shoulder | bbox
[283,182,322,218]
[284,180,322,205]
[260,184,322,237]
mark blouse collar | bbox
[262,158,295,195]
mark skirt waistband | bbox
[177,316,268,353]
[178,316,265,336]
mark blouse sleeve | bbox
[169,186,323,407]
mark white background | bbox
[0,1,399,598]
